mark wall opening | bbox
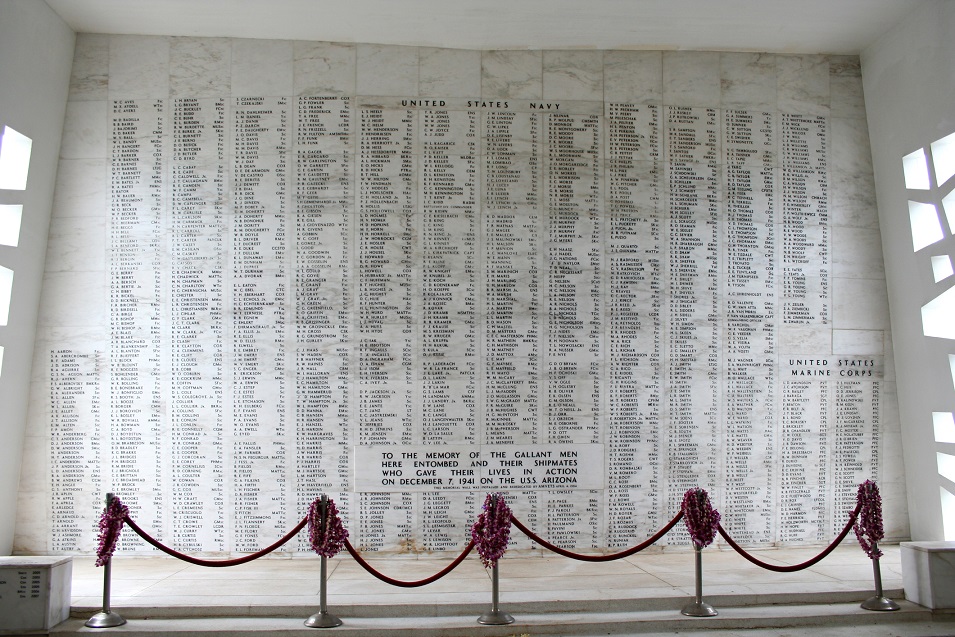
[0,205,23,247]
[909,201,945,251]
[904,148,931,190]
[0,126,32,191]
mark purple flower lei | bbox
[308,496,348,558]
[682,487,720,549]
[854,480,884,559]
[95,495,129,567]
[471,492,511,568]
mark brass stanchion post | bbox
[477,494,514,625]
[306,494,343,628]
[681,545,717,617]
[478,560,514,625]
[861,541,900,611]
[86,494,127,628]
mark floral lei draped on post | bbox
[308,496,348,558]
[854,480,884,559]
[95,495,129,567]
[682,487,720,549]
[471,492,512,568]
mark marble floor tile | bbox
[68,545,904,614]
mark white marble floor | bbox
[71,544,903,612]
[52,545,955,636]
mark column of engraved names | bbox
[109,98,164,550]
[292,95,353,550]
[481,104,542,547]
[542,106,602,549]
[418,105,477,445]
[721,109,777,544]
[832,370,881,535]
[605,102,662,545]
[778,113,831,543]
[229,97,290,552]
[781,114,830,325]
[418,104,479,551]
[355,103,415,551]
[168,97,225,551]
[49,351,101,551]
[779,371,830,542]
[664,105,720,540]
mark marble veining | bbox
[419,47,482,97]
[232,39,293,96]
[543,50,603,101]
[357,44,419,96]
[663,51,721,106]
[69,33,108,101]
[109,35,170,100]
[720,52,776,109]
[170,37,231,97]
[603,50,662,104]
[294,41,356,96]
[481,50,543,99]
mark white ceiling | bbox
[44,0,925,55]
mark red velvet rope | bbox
[511,511,685,562]
[123,515,308,567]
[115,499,864,577]
[343,538,474,587]
[716,503,862,572]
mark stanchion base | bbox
[85,611,127,628]
[681,600,718,617]
[305,611,343,628]
[861,595,900,611]
[478,609,515,625]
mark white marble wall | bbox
[13,35,908,557]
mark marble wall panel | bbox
[832,226,885,279]
[720,52,777,109]
[663,51,721,106]
[603,51,662,104]
[36,271,105,328]
[58,101,107,160]
[357,44,418,96]
[109,35,170,100]
[69,33,108,101]
[481,50,543,99]
[170,37,231,97]
[777,54,830,116]
[419,47,481,97]
[15,37,908,556]
[543,50,603,101]
[232,39,293,97]
[833,277,891,330]
[50,158,106,219]
[294,41,356,96]
[44,216,105,273]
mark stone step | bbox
[51,600,938,636]
[68,586,905,619]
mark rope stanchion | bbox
[680,488,720,617]
[860,540,900,611]
[305,495,344,628]
[474,493,514,626]
[86,494,127,628]
[343,538,474,588]
[511,511,684,562]
[96,481,885,630]
[123,515,308,567]
[854,481,900,611]
[717,503,862,572]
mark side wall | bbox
[0,0,75,555]
[862,0,955,540]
